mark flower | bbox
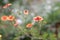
[26,23,33,28]
[8,15,15,21]
[33,16,43,22]
[3,3,12,8]
[24,10,29,15]
[1,16,8,21]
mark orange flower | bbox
[24,10,29,15]
[26,23,33,28]
[3,3,12,8]
[1,16,8,21]
[33,16,43,22]
[8,15,15,21]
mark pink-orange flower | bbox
[3,3,12,8]
[33,16,43,22]
[24,10,29,15]
[8,15,15,21]
[1,16,8,21]
[26,23,33,28]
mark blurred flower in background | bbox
[1,15,8,21]
[3,3,12,8]
[24,9,29,15]
[33,16,43,22]
[26,23,33,28]
[8,15,15,21]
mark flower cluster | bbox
[23,10,44,28]
[1,9,43,28]
[26,16,43,28]
[1,15,15,21]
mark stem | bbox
[38,21,43,40]
[39,21,42,35]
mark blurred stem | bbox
[18,26,26,34]
[39,21,42,35]
[38,21,43,39]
